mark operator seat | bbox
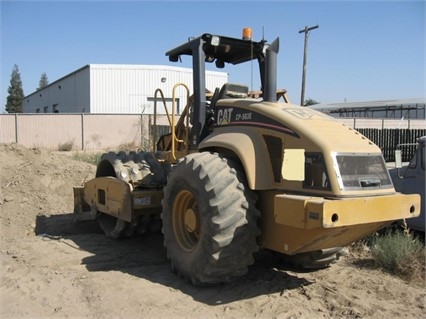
[218,83,249,99]
[210,83,249,110]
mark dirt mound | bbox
[0,143,96,241]
[0,143,424,318]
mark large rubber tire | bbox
[162,152,261,285]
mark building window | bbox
[53,104,59,113]
[36,108,40,113]
[43,106,48,113]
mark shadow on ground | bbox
[35,213,312,305]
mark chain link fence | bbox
[0,113,171,151]
[1,114,425,159]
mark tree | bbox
[5,64,24,113]
[37,72,49,90]
[304,98,319,106]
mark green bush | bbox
[371,226,425,282]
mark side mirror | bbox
[394,149,404,179]
[395,150,402,168]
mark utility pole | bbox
[299,25,319,106]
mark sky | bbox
[0,0,425,113]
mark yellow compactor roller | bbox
[74,30,420,285]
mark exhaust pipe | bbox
[264,37,279,102]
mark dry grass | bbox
[58,140,75,151]
[71,139,150,166]
[371,223,425,283]
[353,222,425,284]
[72,151,103,165]
[116,141,145,153]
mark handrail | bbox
[171,83,190,160]
[152,83,191,160]
[153,88,171,153]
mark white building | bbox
[24,64,228,114]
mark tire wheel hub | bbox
[184,208,197,233]
[173,190,200,251]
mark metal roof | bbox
[166,33,268,65]
[309,97,425,111]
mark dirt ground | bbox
[0,143,425,319]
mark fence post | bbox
[81,113,85,150]
[14,113,18,144]
[149,114,152,152]
[140,113,143,148]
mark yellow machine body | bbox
[73,30,421,285]
[259,192,419,254]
